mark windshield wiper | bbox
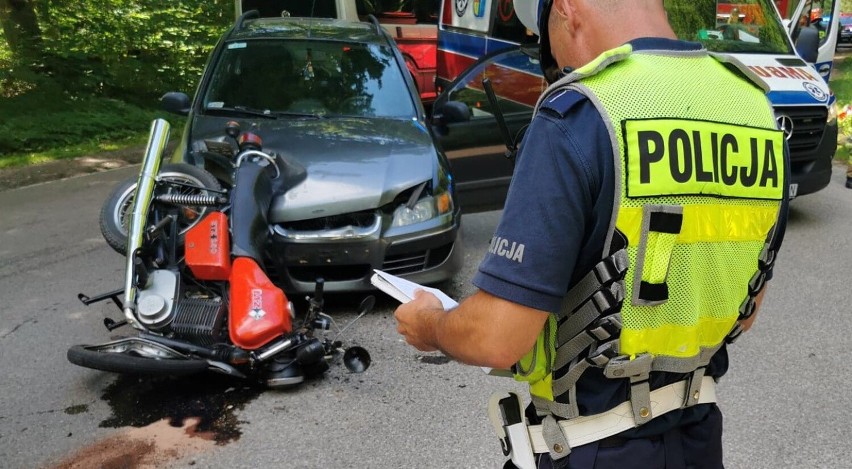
[204,106,278,119]
[272,111,325,119]
[205,106,324,120]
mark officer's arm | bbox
[738,286,766,333]
[394,289,549,370]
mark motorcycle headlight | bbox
[391,191,453,227]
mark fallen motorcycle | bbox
[68,118,372,387]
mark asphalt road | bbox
[0,163,850,469]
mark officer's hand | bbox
[394,289,444,352]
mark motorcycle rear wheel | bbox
[99,163,222,254]
[67,338,209,376]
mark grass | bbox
[0,133,152,170]
[0,80,184,170]
[833,59,852,106]
[0,116,185,170]
[832,53,852,164]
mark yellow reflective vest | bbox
[515,44,785,414]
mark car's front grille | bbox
[274,211,381,241]
[777,106,827,159]
[382,242,454,276]
[382,251,428,275]
[288,264,371,283]
[279,211,377,232]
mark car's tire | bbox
[67,344,209,376]
[99,164,222,254]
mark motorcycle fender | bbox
[229,257,292,350]
[185,211,232,281]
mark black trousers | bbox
[505,404,724,469]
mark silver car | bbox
[160,16,464,293]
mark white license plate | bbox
[789,183,798,199]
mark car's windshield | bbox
[841,15,852,26]
[202,39,416,118]
[665,0,794,54]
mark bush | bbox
[0,1,231,160]
[0,87,162,156]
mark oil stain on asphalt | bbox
[99,373,265,444]
[45,374,266,469]
[418,355,452,365]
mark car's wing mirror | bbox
[161,92,191,116]
[431,100,471,127]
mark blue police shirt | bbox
[472,37,788,436]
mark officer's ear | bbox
[551,0,581,34]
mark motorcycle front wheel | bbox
[67,338,209,376]
[99,163,222,254]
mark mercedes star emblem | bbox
[776,114,794,141]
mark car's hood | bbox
[189,116,437,222]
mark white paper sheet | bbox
[371,269,512,377]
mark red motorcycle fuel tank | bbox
[185,211,231,281]
[229,257,292,350]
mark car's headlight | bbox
[828,99,838,125]
[391,192,453,227]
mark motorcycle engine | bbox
[135,269,226,346]
[136,269,179,328]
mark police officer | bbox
[394,0,789,467]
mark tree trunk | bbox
[0,0,44,62]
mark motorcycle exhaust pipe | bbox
[123,118,171,330]
[255,336,297,362]
[139,332,250,365]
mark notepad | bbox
[370,269,512,378]
[370,269,458,310]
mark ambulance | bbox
[431,0,842,201]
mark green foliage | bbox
[0,133,151,169]
[833,56,852,109]
[832,56,852,163]
[41,0,232,101]
[0,1,229,159]
[1,1,232,103]
[0,88,163,155]
[664,0,718,41]
[836,143,851,164]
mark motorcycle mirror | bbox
[357,295,376,316]
[331,295,374,343]
[225,121,241,140]
[343,346,371,373]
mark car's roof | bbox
[228,17,387,44]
